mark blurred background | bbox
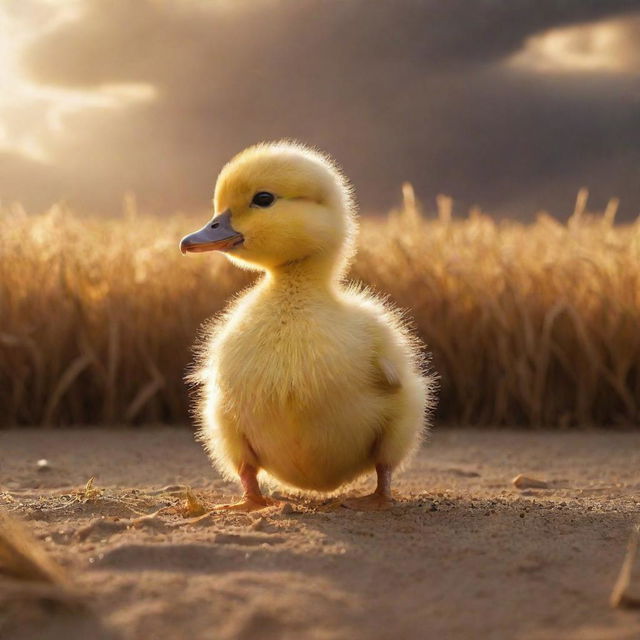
[1,0,639,429]
[1,0,639,219]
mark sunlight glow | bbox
[509,16,640,74]
[0,1,156,163]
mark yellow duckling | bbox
[180,141,435,510]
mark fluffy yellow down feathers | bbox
[181,141,436,511]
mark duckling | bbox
[180,141,436,511]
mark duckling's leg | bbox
[341,464,393,511]
[212,463,275,512]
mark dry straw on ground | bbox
[0,511,70,586]
[1,188,638,427]
[0,510,85,619]
[611,524,640,609]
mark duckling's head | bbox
[180,141,357,277]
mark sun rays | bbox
[0,1,156,163]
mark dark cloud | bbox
[3,0,640,218]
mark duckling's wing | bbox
[377,357,402,390]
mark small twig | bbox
[147,484,189,496]
[76,507,172,541]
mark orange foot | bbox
[341,493,394,511]
[212,495,277,512]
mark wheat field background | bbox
[1,187,638,428]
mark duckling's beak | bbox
[180,210,244,255]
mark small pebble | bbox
[250,517,268,531]
[280,502,294,515]
[36,459,51,472]
[512,474,548,490]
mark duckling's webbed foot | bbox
[212,463,276,512]
[341,463,394,511]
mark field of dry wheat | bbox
[1,188,639,428]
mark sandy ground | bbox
[1,427,639,640]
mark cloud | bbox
[1,0,639,218]
[511,14,640,73]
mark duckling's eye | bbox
[251,192,276,208]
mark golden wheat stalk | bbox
[0,193,638,427]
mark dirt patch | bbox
[1,427,639,640]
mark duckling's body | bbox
[181,142,435,510]
[202,271,427,493]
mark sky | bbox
[1,0,639,219]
